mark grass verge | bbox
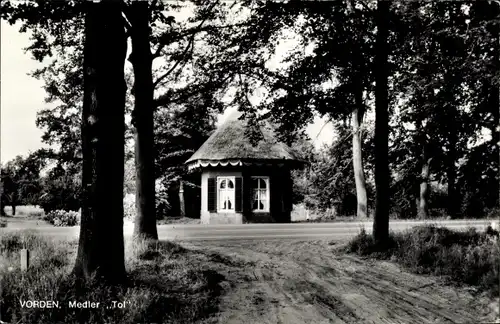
[345,225,500,297]
[0,231,227,324]
[3,205,45,218]
[157,217,201,225]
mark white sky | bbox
[0,18,334,163]
[1,21,48,163]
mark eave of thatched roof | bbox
[185,110,306,167]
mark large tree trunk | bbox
[373,0,390,244]
[74,0,127,283]
[351,104,368,219]
[129,2,158,239]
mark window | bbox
[218,177,235,212]
[251,177,269,212]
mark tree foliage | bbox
[1,0,498,231]
[0,151,50,214]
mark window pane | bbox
[229,192,234,210]
[252,200,258,210]
[228,180,234,189]
[259,178,267,189]
[219,189,235,211]
[259,189,267,200]
[220,179,226,189]
[252,190,258,200]
[252,178,259,189]
[220,193,225,210]
[259,201,264,210]
[261,200,268,210]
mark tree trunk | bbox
[179,180,185,217]
[415,115,431,219]
[487,3,500,213]
[74,0,127,283]
[373,0,390,245]
[351,105,368,219]
[493,9,500,214]
[446,113,458,218]
[9,192,18,216]
[129,2,158,240]
[418,155,432,219]
[446,161,457,218]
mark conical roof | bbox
[185,110,304,167]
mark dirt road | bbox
[182,240,498,324]
[1,218,493,241]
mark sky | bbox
[1,21,48,163]
[0,19,334,164]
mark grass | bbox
[157,217,201,225]
[346,225,500,297]
[292,204,500,222]
[3,205,45,218]
[0,231,227,324]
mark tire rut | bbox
[186,241,496,324]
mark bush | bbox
[44,210,80,227]
[123,186,170,221]
[346,225,500,296]
[346,227,399,258]
[485,207,500,220]
[40,194,80,215]
[39,170,82,214]
[155,179,172,219]
[123,193,135,221]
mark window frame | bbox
[217,176,236,213]
[251,176,270,213]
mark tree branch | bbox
[121,2,134,32]
[240,68,295,92]
[150,0,158,12]
[152,22,249,60]
[152,0,219,59]
[153,39,194,88]
[152,1,219,87]
[122,12,132,36]
[238,73,254,108]
[315,116,334,140]
[153,73,234,108]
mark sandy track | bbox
[183,240,498,324]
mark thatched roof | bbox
[185,110,304,168]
